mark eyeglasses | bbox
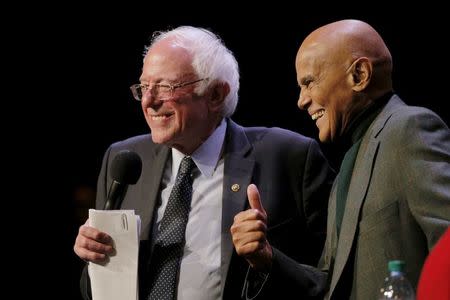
[130,78,208,101]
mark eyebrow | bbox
[299,75,314,86]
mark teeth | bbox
[151,115,169,120]
[312,110,324,121]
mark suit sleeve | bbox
[395,109,450,246]
[79,146,113,300]
[301,140,335,251]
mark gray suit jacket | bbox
[81,119,334,299]
[321,95,450,299]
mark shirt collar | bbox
[345,91,393,144]
[171,119,227,178]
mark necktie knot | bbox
[178,156,195,176]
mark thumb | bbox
[247,184,266,214]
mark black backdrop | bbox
[26,8,448,299]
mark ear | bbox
[208,82,230,112]
[350,57,372,92]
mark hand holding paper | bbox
[88,209,141,300]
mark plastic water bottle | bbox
[378,260,415,300]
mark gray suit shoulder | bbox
[386,95,446,126]
[107,134,160,156]
[388,104,448,135]
[110,134,152,148]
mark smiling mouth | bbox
[150,112,174,121]
[311,110,324,121]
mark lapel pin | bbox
[231,184,240,192]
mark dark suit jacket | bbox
[81,119,334,299]
[310,95,450,299]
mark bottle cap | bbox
[388,260,405,272]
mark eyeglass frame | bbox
[130,78,209,102]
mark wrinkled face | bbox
[139,41,215,154]
[296,45,354,143]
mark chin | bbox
[318,130,332,143]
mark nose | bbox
[141,91,154,105]
[297,90,311,110]
[141,92,162,109]
[141,84,155,100]
[141,86,165,106]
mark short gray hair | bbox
[145,26,240,117]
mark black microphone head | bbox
[110,150,142,184]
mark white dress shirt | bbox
[156,119,227,300]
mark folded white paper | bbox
[88,209,141,300]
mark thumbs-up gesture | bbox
[230,184,273,271]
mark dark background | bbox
[24,7,448,299]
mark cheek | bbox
[316,86,342,117]
[327,100,340,122]
[141,101,151,117]
[310,87,328,107]
[328,101,346,139]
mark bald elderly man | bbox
[236,19,450,299]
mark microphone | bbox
[103,150,142,210]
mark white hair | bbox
[145,26,240,117]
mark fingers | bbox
[230,184,273,271]
[79,225,113,245]
[73,224,114,263]
[235,241,266,257]
[230,214,267,256]
[230,217,273,271]
[231,228,266,255]
[247,184,266,214]
[230,218,267,239]
[233,207,266,224]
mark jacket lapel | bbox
[328,96,402,297]
[328,138,380,296]
[139,145,169,240]
[322,180,338,271]
[220,119,255,294]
